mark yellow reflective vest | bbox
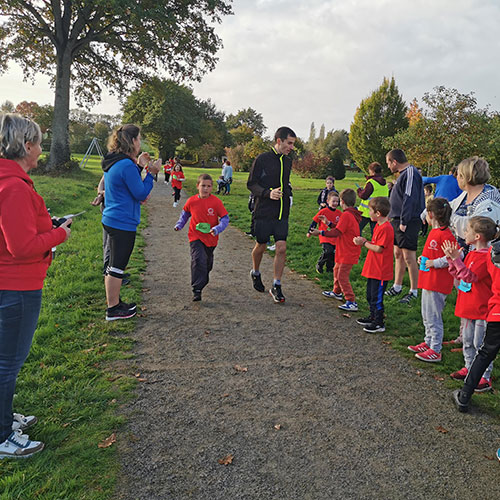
[358,178,389,218]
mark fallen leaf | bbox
[98,433,116,448]
[382,341,391,345]
[110,399,117,404]
[87,323,96,329]
[135,373,141,378]
[342,313,351,318]
[55,324,59,327]
[433,375,445,381]
[314,277,320,281]
[62,423,70,428]
[137,378,147,382]
[436,425,448,434]
[204,330,211,335]
[234,364,248,372]
[39,362,47,369]
[299,303,304,307]
[485,455,496,461]
[222,393,229,398]
[274,424,282,430]
[450,348,462,353]
[141,306,147,311]
[83,348,94,353]
[218,454,233,465]
[416,371,423,377]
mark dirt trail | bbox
[115,182,500,500]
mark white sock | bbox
[410,289,418,296]
[393,284,402,292]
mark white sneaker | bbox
[12,413,37,432]
[0,430,44,459]
[267,244,276,251]
[164,181,167,184]
[173,202,178,207]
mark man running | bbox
[247,126,296,303]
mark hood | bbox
[365,174,386,186]
[344,206,362,223]
[0,158,33,186]
[102,152,131,172]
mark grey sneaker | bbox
[0,430,44,459]
[452,389,469,413]
[12,413,37,432]
[399,293,417,304]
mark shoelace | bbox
[9,429,29,446]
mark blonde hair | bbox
[107,124,140,155]
[0,113,41,160]
[457,156,490,186]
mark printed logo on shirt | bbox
[428,239,438,250]
[207,208,215,216]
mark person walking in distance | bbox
[385,149,425,304]
[247,127,296,303]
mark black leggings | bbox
[173,187,181,203]
[102,224,136,278]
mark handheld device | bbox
[52,210,86,228]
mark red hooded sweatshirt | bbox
[0,159,66,290]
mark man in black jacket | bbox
[247,126,296,303]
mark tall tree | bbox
[0,1,232,169]
[226,108,266,136]
[123,78,201,159]
[308,122,316,146]
[348,77,408,173]
[386,87,491,175]
[323,129,349,161]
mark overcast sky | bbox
[1,0,499,139]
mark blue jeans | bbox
[0,289,42,442]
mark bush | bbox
[36,156,81,175]
[292,152,330,178]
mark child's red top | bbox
[183,194,228,247]
[361,221,394,281]
[332,208,361,265]
[163,163,172,173]
[447,249,492,320]
[313,207,341,244]
[487,250,500,322]
[171,171,185,189]
[418,227,456,294]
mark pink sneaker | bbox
[408,342,429,353]
[450,367,468,380]
[475,377,492,393]
[415,348,442,363]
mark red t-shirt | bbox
[361,221,394,281]
[334,210,361,265]
[454,250,492,320]
[183,194,228,247]
[418,227,456,294]
[313,207,341,245]
[487,251,500,322]
[171,171,185,189]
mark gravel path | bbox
[114,182,500,500]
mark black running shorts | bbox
[102,224,136,277]
[391,218,421,251]
[254,217,289,244]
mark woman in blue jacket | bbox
[101,124,161,321]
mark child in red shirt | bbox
[408,198,456,362]
[307,191,341,275]
[353,197,394,333]
[163,158,173,184]
[442,216,497,391]
[171,160,185,207]
[311,189,362,311]
[453,236,500,418]
[174,174,229,301]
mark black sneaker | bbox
[356,317,374,326]
[399,293,417,305]
[452,389,469,413]
[363,323,386,333]
[119,299,136,311]
[193,290,202,302]
[251,271,265,292]
[270,285,285,303]
[385,285,402,297]
[106,303,137,321]
[315,263,323,274]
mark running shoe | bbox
[452,389,469,413]
[363,323,386,333]
[11,413,37,432]
[450,367,468,380]
[475,377,492,393]
[356,317,374,326]
[322,291,343,300]
[106,303,137,321]
[0,430,44,459]
[338,301,358,311]
[192,290,202,302]
[385,285,402,297]
[251,271,265,292]
[415,348,441,363]
[270,285,285,303]
[407,342,429,353]
[399,293,417,304]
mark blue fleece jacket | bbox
[422,175,462,201]
[102,157,154,231]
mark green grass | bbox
[183,166,499,418]
[0,157,144,499]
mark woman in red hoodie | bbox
[0,114,71,459]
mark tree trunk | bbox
[47,49,72,170]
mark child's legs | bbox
[324,243,335,272]
[174,187,181,202]
[461,318,476,369]
[462,322,500,401]
[190,240,209,291]
[337,263,354,301]
[333,262,341,294]
[421,289,446,352]
[205,245,215,285]
[367,279,387,324]
[317,243,332,270]
[366,279,376,319]
[472,319,493,379]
